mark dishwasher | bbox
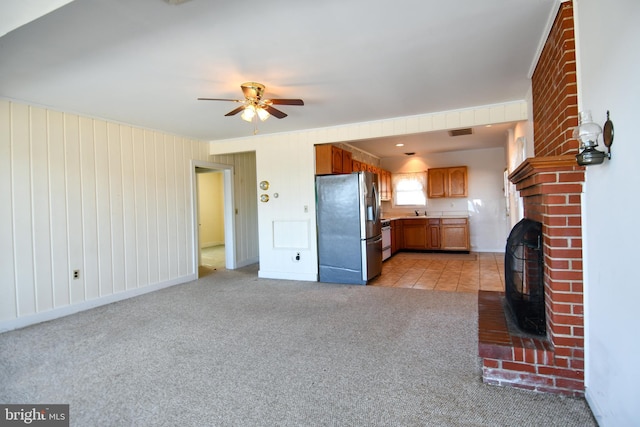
[382,219,391,261]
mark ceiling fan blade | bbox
[197,98,243,102]
[265,105,288,119]
[225,105,246,116]
[269,98,304,106]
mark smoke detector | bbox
[163,0,191,4]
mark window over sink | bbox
[392,172,426,206]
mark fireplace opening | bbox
[504,218,545,336]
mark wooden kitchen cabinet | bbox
[426,219,441,250]
[342,150,352,173]
[397,217,468,252]
[440,218,470,251]
[315,144,353,175]
[391,219,403,254]
[427,166,468,198]
[379,169,392,201]
[402,219,428,250]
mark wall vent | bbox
[448,128,473,137]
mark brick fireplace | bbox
[477,2,585,396]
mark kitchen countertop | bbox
[383,212,469,220]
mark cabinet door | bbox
[440,218,469,251]
[342,150,352,173]
[392,220,403,254]
[402,219,427,249]
[426,221,441,249]
[448,166,468,197]
[352,159,362,172]
[315,144,333,175]
[331,146,343,174]
[379,169,390,201]
[427,168,447,198]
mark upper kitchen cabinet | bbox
[427,166,468,198]
[315,144,352,174]
[379,169,392,201]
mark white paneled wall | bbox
[209,152,259,266]
[0,100,209,330]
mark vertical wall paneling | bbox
[209,151,259,266]
[30,106,54,312]
[175,139,191,276]
[94,119,113,296]
[144,130,159,284]
[0,100,208,330]
[176,138,186,274]
[164,135,178,279]
[64,114,85,304]
[12,103,36,316]
[79,116,99,300]
[0,101,17,320]
[108,122,125,293]
[132,127,149,287]
[155,133,169,282]
[120,126,137,290]
[48,110,70,308]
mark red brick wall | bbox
[517,161,585,394]
[479,4,586,396]
[531,2,578,157]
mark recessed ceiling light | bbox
[395,143,404,147]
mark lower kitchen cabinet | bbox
[396,217,469,252]
[427,219,441,250]
[440,218,470,251]
[391,219,403,254]
[402,219,427,250]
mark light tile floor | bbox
[369,252,505,293]
[199,245,226,277]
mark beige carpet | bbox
[0,265,595,426]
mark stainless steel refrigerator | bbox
[316,171,382,285]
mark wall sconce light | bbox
[574,110,614,166]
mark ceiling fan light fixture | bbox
[257,107,270,121]
[241,106,256,122]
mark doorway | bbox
[192,161,236,277]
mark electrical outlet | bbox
[304,205,308,213]
[73,270,80,280]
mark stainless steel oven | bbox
[381,220,391,261]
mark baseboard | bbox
[0,274,197,334]
[585,389,604,426]
[258,270,317,282]
[235,257,259,268]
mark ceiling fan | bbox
[198,82,304,123]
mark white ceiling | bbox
[0,0,555,158]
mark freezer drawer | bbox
[363,235,383,281]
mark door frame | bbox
[191,160,236,274]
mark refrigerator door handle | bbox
[371,183,379,222]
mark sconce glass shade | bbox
[573,110,602,149]
[574,110,609,166]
